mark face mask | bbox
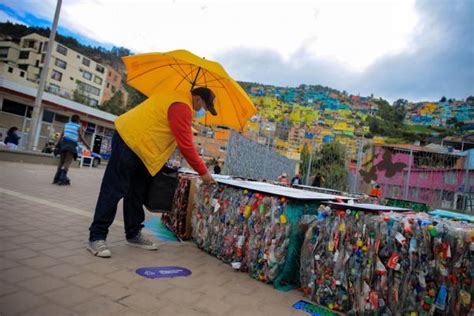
[195,108,206,119]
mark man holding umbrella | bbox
[87,87,217,258]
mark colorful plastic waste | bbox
[192,182,321,289]
[300,208,474,315]
[161,173,198,240]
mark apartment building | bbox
[101,65,128,107]
[0,33,108,107]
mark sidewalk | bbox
[0,162,306,315]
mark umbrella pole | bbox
[190,67,202,90]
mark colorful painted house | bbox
[363,145,474,210]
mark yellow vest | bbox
[115,91,193,176]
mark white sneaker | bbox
[126,233,158,250]
[87,240,112,258]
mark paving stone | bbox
[2,248,39,260]
[9,235,38,244]
[0,291,43,315]
[106,269,139,285]
[67,271,109,288]
[0,163,308,316]
[25,242,58,251]
[17,275,68,294]
[91,280,135,300]
[0,281,19,297]
[44,263,83,278]
[19,303,78,316]
[117,292,163,311]
[61,253,98,266]
[84,261,120,275]
[159,286,202,305]
[41,247,78,258]
[0,266,42,283]
[72,296,125,315]
[21,255,61,268]
[0,257,18,270]
[43,285,96,307]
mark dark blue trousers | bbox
[89,132,151,241]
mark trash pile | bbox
[192,182,321,289]
[300,207,474,315]
[161,173,198,240]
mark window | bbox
[89,99,98,107]
[28,40,35,48]
[41,54,45,63]
[56,44,67,55]
[111,86,116,93]
[2,99,29,116]
[55,58,67,69]
[42,109,55,123]
[51,70,62,81]
[8,67,13,73]
[77,54,80,58]
[444,172,457,185]
[54,114,69,123]
[19,51,30,59]
[106,83,110,88]
[43,42,48,52]
[35,60,39,67]
[48,84,60,94]
[20,71,25,77]
[0,47,8,58]
[96,64,105,73]
[76,80,100,96]
[82,58,90,66]
[70,77,74,80]
[94,76,103,85]
[18,64,28,71]
[82,71,92,80]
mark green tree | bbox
[124,84,146,109]
[72,88,89,105]
[100,90,125,115]
[310,142,348,191]
[300,143,311,183]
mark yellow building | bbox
[0,33,109,107]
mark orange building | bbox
[101,65,128,107]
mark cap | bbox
[191,87,217,116]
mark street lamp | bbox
[27,0,62,151]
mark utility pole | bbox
[353,137,364,193]
[27,0,62,151]
[404,148,413,200]
[306,144,313,185]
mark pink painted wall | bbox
[369,147,473,206]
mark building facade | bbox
[0,33,112,108]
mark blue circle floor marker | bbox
[136,266,192,279]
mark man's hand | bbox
[200,173,216,185]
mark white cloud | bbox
[1,0,418,72]
[4,0,471,102]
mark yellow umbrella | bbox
[122,50,257,130]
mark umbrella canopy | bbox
[122,50,256,130]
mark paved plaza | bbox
[0,161,306,316]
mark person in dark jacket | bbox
[312,173,325,187]
[213,162,221,174]
[291,174,302,186]
[53,115,90,185]
[4,127,20,150]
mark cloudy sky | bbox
[1,0,472,102]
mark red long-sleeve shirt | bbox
[168,102,208,175]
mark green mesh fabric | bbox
[274,202,319,291]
